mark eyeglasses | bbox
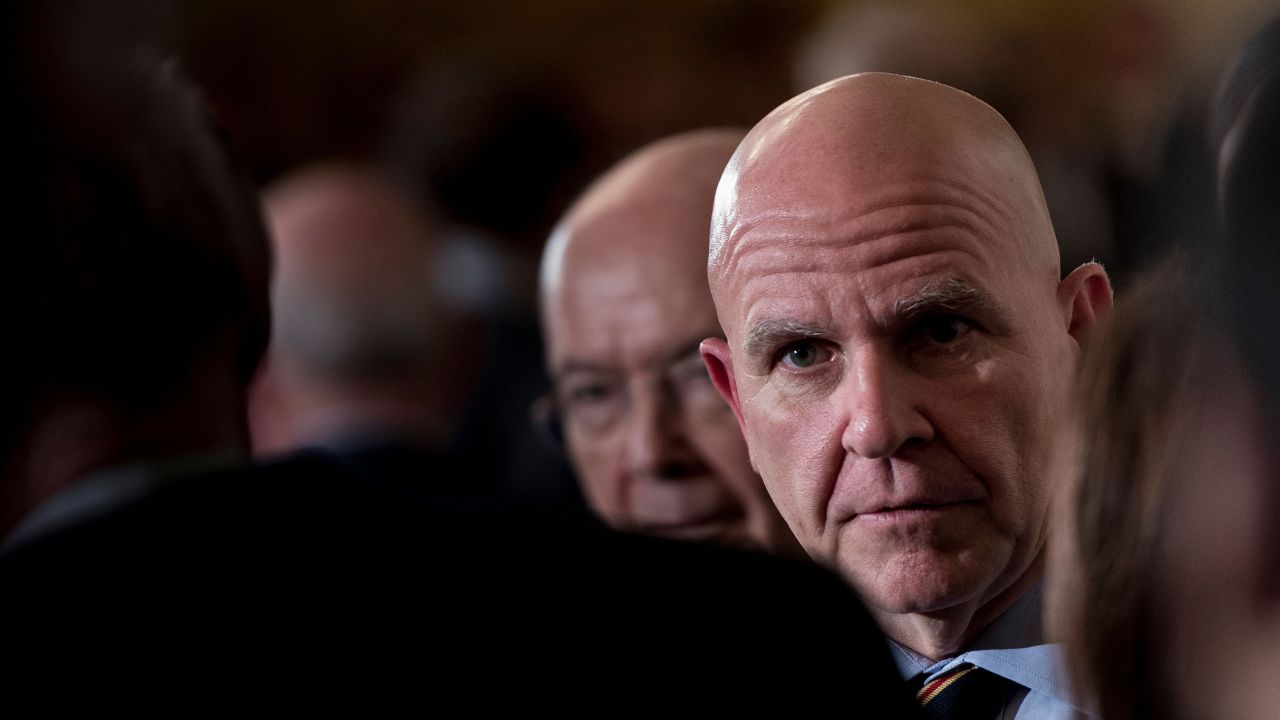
[533,350,731,448]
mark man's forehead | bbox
[741,178,1014,247]
[724,203,1000,292]
[569,195,711,262]
[556,228,711,318]
[713,146,1040,273]
[724,239,1012,347]
[742,264,989,322]
[710,169,1052,341]
[549,253,721,362]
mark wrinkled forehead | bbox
[555,194,714,300]
[729,223,1016,342]
[560,241,708,313]
[546,200,721,350]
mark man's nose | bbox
[625,379,693,480]
[839,347,933,459]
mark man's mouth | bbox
[856,500,977,523]
[639,509,745,541]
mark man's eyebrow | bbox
[662,335,717,367]
[555,332,718,380]
[742,319,829,363]
[554,360,619,381]
[892,278,1007,326]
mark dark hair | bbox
[1061,253,1205,720]
[1208,12,1280,601]
[2,11,270,436]
[1063,19,1280,717]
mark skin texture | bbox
[541,129,801,556]
[700,73,1111,659]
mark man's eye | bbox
[779,340,829,370]
[920,316,972,345]
[566,383,615,405]
[556,379,627,434]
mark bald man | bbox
[251,163,464,455]
[540,129,800,556]
[700,74,1111,718]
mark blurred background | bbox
[41,0,1280,503]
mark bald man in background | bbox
[540,129,800,556]
[701,74,1111,718]
[251,164,470,456]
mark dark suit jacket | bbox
[1,446,918,713]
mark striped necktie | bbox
[912,662,1025,719]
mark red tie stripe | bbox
[917,663,980,707]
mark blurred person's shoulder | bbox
[0,451,912,709]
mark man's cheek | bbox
[744,400,799,463]
[739,400,783,469]
[746,399,829,528]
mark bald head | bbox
[711,72,1058,312]
[251,162,453,454]
[541,128,742,319]
[263,163,442,381]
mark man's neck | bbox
[261,370,455,454]
[876,552,1047,662]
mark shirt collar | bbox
[887,582,1085,710]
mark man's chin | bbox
[839,558,992,617]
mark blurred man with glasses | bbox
[538,129,800,556]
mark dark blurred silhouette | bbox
[250,160,575,505]
[1047,255,1277,720]
[1208,13,1280,427]
[1047,256,1214,720]
[381,68,591,508]
[0,4,270,540]
[1048,15,1280,720]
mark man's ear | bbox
[1059,262,1113,345]
[700,337,750,439]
